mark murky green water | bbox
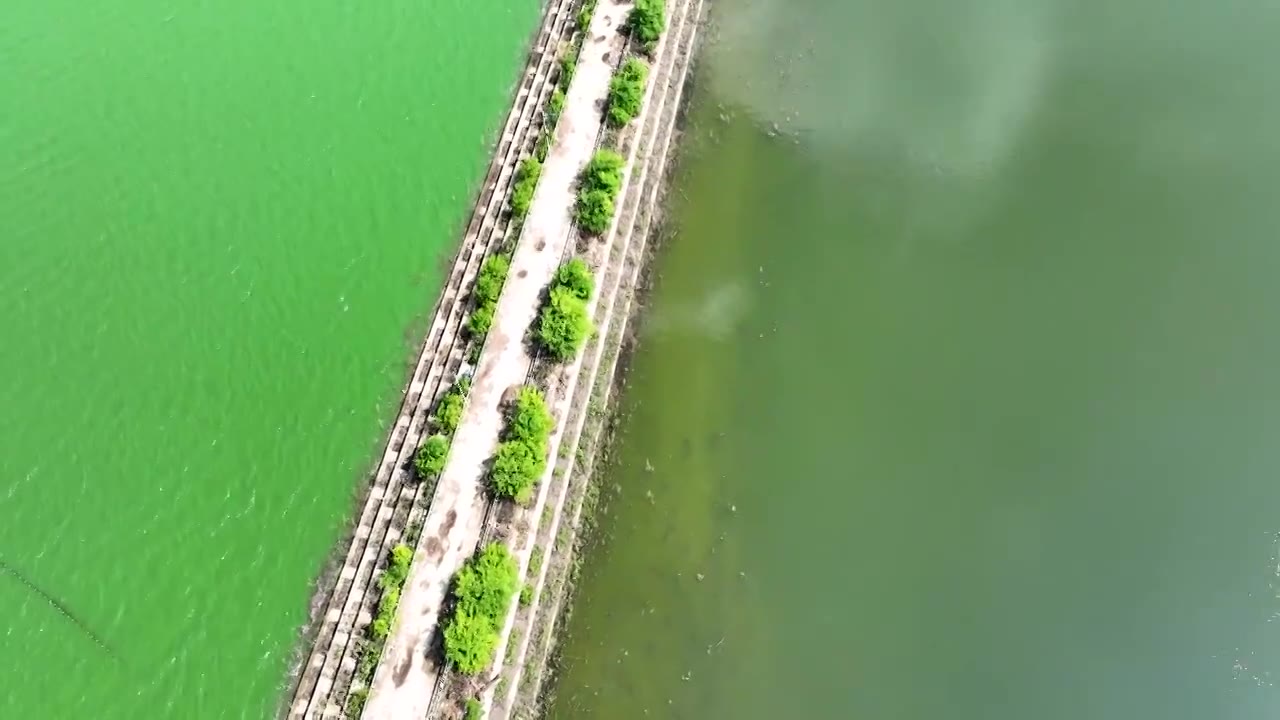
[0,1,537,716]
[547,0,1280,717]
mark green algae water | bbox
[0,0,538,716]
[547,0,1280,717]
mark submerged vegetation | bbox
[606,58,648,127]
[490,387,554,504]
[442,542,520,674]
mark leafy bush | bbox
[508,385,554,443]
[453,542,520,618]
[490,439,544,504]
[537,287,593,360]
[536,260,596,361]
[574,189,615,235]
[576,0,597,31]
[464,698,484,720]
[379,544,413,591]
[581,149,624,194]
[554,257,594,301]
[467,304,494,337]
[414,434,450,478]
[535,131,552,163]
[547,88,566,126]
[474,255,509,307]
[468,255,510,342]
[436,385,465,433]
[559,48,578,89]
[442,543,519,674]
[606,58,648,127]
[443,609,500,675]
[488,386,554,503]
[347,688,369,717]
[519,584,533,607]
[510,156,542,219]
[361,542,414,675]
[575,149,625,234]
[628,0,665,46]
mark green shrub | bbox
[538,286,593,360]
[559,48,578,89]
[370,614,391,642]
[443,609,499,675]
[474,255,509,307]
[508,385,554,444]
[464,698,484,720]
[536,259,596,360]
[606,58,648,127]
[434,375,472,432]
[347,688,369,717]
[490,439,544,504]
[488,386,554,503]
[510,156,542,219]
[535,131,552,162]
[628,0,665,46]
[575,150,625,234]
[554,257,594,301]
[442,543,519,674]
[414,434,450,479]
[574,189,615,235]
[467,304,494,337]
[581,149,625,194]
[575,0,597,31]
[379,544,413,591]
[453,542,520,618]
[547,88,566,126]
[519,584,533,607]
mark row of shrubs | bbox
[442,542,520,674]
[347,543,414,715]
[490,386,554,505]
[466,254,510,338]
[536,258,595,360]
[413,374,472,481]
